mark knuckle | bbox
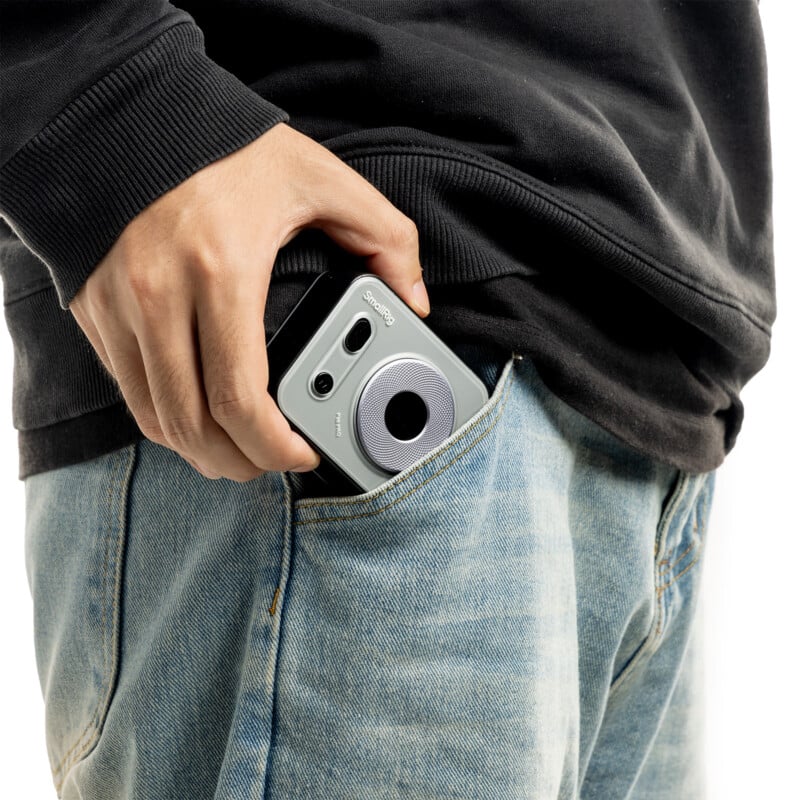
[161,413,206,450]
[138,421,165,445]
[133,412,168,447]
[387,216,419,251]
[188,242,227,285]
[126,273,165,320]
[110,227,146,277]
[208,391,257,424]
[126,266,159,301]
[81,282,110,317]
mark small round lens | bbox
[313,372,334,396]
[344,317,372,353]
[384,391,428,441]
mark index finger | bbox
[291,144,430,317]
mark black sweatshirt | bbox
[0,1,774,479]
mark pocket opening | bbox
[293,354,519,521]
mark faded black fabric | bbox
[0,1,774,478]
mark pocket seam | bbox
[295,360,517,526]
[655,477,712,600]
[50,443,138,790]
[608,470,691,695]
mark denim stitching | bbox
[657,552,703,598]
[295,368,516,527]
[653,477,698,637]
[51,465,116,784]
[52,445,137,789]
[261,473,300,798]
[53,447,132,785]
[268,587,281,617]
[657,540,698,575]
[608,472,692,694]
[296,357,516,511]
[671,540,698,571]
[656,485,709,596]
[296,358,517,514]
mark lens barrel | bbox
[312,371,334,396]
[355,358,455,473]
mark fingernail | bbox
[290,453,320,473]
[412,280,430,315]
[290,462,318,474]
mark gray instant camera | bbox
[267,271,488,494]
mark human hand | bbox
[69,122,429,481]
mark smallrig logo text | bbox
[362,290,395,326]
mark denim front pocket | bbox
[265,354,539,798]
[292,348,519,521]
[24,444,138,794]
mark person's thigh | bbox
[25,436,291,799]
[572,424,713,800]
[264,350,709,799]
[24,347,711,799]
[579,470,713,800]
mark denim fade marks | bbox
[24,350,713,799]
[25,442,136,795]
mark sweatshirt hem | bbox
[322,138,773,340]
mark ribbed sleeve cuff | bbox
[0,22,289,309]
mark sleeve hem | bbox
[0,22,289,308]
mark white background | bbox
[0,4,797,797]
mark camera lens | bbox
[384,391,428,441]
[313,372,334,396]
[356,358,454,474]
[344,317,372,353]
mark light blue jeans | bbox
[25,347,714,799]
